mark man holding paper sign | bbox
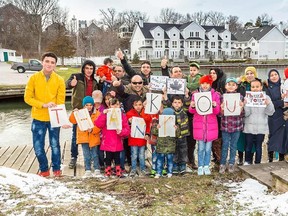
[24,52,66,178]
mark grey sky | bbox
[59,0,288,25]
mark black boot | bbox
[238,151,243,166]
[268,151,274,162]
[279,153,285,161]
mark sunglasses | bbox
[132,81,143,85]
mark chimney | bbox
[224,22,229,31]
[139,17,143,28]
[279,21,283,32]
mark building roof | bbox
[233,26,274,42]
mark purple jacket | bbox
[189,89,220,142]
[95,112,130,152]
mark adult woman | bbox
[265,69,288,161]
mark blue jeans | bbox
[131,146,145,171]
[220,131,240,165]
[151,145,157,171]
[82,144,100,171]
[31,119,61,172]
[245,133,264,164]
[120,149,125,169]
[198,140,212,167]
[157,153,173,175]
[70,124,78,159]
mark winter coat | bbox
[265,78,287,153]
[189,88,221,142]
[66,60,99,109]
[69,110,101,147]
[174,108,190,138]
[96,65,113,81]
[186,73,203,92]
[243,95,275,134]
[94,112,130,152]
[126,108,152,147]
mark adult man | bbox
[66,60,99,168]
[112,65,130,85]
[24,52,66,177]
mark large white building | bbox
[130,20,288,61]
[130,20,236,60]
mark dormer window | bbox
[173,33,176,36]
[212,35,215,38]
[157,33,160,36]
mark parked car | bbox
[11,59,42,73]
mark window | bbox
[157,33,160,36]
[190,32,194,37]
[155,40,162,48]
[195,32,199,37]
[196,41,200,48]
[212,35,215,38]
[211,42,216,48]
[255,51,258,55]
[245,43,247,46]
[189,41,194,48]
[225,42,229,48]
[252,42,255,46]
[172,41,177,48]
[173,33,176,36]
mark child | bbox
[69,96,101,178]
[148,116,159,177]
[170,95,190,174]
[126,97,151,177]
[243,78,275,165]
[94,98,130,177]
[219,78,244,174]
[151,108,180,178]
[92,90,105,113]
[189,75,221,175]
[186,62,203,92]
[96,58,114,95]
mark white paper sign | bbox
[159,115,175,137]
[223,93,241,116]
[194,92,213,115]
[166,78,186,95]
[130,117,146,138]
[48,104,70,128]
[73,108,94,131]
[150,75,168,91]
[245,91,266,107]
[145,93,162,114]
[107,108,122,130]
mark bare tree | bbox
[190,11,210,25]
[259,13,273,25]
[207,11,225,26]
[99,8,122,31]
[120,10,148,31]
[156,8,183,24]
[226,15,243,33]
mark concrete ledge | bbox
[271,168,288,193]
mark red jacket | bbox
[96,65,113,81]
[126,108,152,146]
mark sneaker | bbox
[185,166,193,173]
[197,166,204,176]
[162,169,167,176]
[121,169,129,177]
[138,170,146,177]
[38,170,50,177]
[172,168,179,174]
[228,164,235,173]
[93,169,102,178]
[167,173,172,178]
[83,170,93,178]
[154,174,160,179]
[53,170,62,177]
[150,169,156,177]
[69,158,77,169]
[243,162,250,166]
[203,166,211,175]
[129,169,137,178]
[179,169,185,174]
[237,159,243,166]
[219,165,226,174]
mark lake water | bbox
[0,66,287,147]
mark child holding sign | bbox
[95,98,130,177]
[189,75,221,176]
[126,97,151,177]
[69,96,101,178]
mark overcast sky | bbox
[59,0,288,25]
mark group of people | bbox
[24,51,288,179]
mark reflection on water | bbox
[0,66,287,147]
[0,98,72,146]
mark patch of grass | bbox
[55,66,80,81]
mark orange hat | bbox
[284,67,288,79]
[199,75,213,86]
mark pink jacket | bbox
[95,112,130,152]
[189,89,220,142]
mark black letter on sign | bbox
[150,94,159,113]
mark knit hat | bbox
[226,77,238,84]
[244,66,257,77]
[199,75,213,86]
[82,96,94,107]
[284,68,288,79]
[189,62,200,69]
[162,108,174,115]
[92,90,103,103]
